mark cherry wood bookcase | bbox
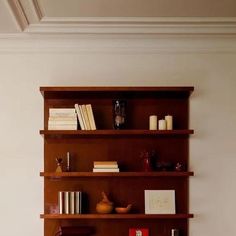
[40,86,194,236]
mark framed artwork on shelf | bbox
[144,190,175,214]
[129,228,149,236]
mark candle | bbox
[66,152,70,172]
[149,115,157,130]
[158,119,167,130]
[165,115,173,130]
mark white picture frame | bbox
[144,190,175,214]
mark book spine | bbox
[93,168,120,172]
[49,116,77,121]
[75,191,81,214]
[64,191,69,214]
[48,125,77,130]
[82,105,91,130]
[86,104,96,130]
[94,161,117,165]
[48,121,77,125]
[58,191,63,214]
[94,164,118,169]
[75,104,85,130]
[69,192,75,214]
[79,105,88,130]
[49,108,76,116]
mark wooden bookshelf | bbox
[40,86,194,236]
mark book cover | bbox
[75,104,85,130]
[86,104,96,130]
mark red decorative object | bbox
[129,228,149,236]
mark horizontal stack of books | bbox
[75,104,96,130]
[93,161,119,172]
[58,191,82,214]
[48,108,77,130]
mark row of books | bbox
[93,161,119,172]
[47,104,97,130]
[74,104,96,130]
[58,191,82,214]
[48,108,77,130]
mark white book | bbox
[94,164,118,169]
[49,108,76,116]
[48,120,77,125]
[75,191,82,214]
[81,105,91,130]
[93,168,120,172]
[48,125,77,130]
[85,104,96,130]
[58,191,63,214]
[49,116,77,121]
[69,192,75,214]
[64,191,69,214]
[75,104,85,130]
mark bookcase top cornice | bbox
[40,86,194,98]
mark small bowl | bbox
[115,204,132,214]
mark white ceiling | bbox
[0,1,19,33]
[1,0,236,34]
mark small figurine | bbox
[175,162,184,172]
[55,157,63,172]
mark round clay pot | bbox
[96,202,113,214]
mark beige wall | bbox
[0,35,236,236]
[41,0,236,17]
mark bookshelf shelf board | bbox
[40,171,194,178]
[40,213,194,220]
[40,129,194,137]
[40,86,194,98]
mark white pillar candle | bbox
[165,115,173,130]
[149,115,157,130]
[158,119,167,130]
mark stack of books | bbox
[58,191,82,214]
[74,104,96,130]
[48,108,77,130]
[93,161,119,172]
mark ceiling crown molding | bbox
[26,17,236,35]
[7,0,236,35]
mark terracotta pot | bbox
[96,202,113,214]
